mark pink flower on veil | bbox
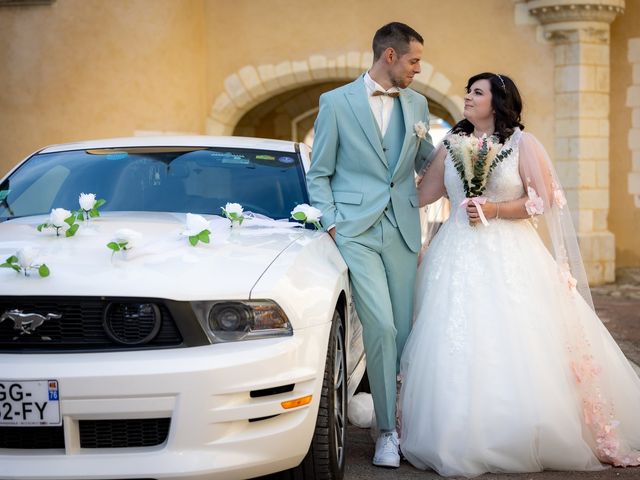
[559,264,578,292]
[525,186,544,216]
[553,187,567,209]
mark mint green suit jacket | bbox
[306,75,435,252]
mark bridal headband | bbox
[495,74,506,91]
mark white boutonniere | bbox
[221,202,245,226]
[1,246,50,277]
[182,213,211,246]
[413,121,428,141]
[291,204,322,230]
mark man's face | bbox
[389,40,423,89]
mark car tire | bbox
[281,308,346,480]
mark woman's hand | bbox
[467,201,497,225]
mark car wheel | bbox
[282,308,346,480]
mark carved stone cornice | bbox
[526,1,624,25]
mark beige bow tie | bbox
[372,90,400,98]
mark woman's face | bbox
[463,79,494,125]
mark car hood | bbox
[0,212,307,300]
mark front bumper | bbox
[0,322,331,480]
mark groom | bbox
[307,22,433,467]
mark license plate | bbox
[0,380,61,426]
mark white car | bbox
[0,136,365,480]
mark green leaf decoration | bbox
[64,215,76,226]
[188,235,199,246]
[37,223,47,232]
[1,256,21,273]
[118,241,128,250]
[38,264,50,277]
[66,223,79,237]
[75,210,84,222]
[89,208,99,218]
[292,212,306,221]
[94,198,106,209]
[107,242,121,252]
[313,221,322,230]
[198,229,211,244]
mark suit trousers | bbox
[334,215,417,431]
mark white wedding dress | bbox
[399,130,640,477]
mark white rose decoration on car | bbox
[37,207,79,237]
[291,204,322,230]
[182,213,211,246]
[77,192,106,221]
[79,193,96,211]
[221,202,245,226]
[1,246,50,277]
[107,228,143,257]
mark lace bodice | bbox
[444,129,524,207]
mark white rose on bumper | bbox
[224,203,244,216]
[291,204,322,229]
[79,192,96,211]
[222,202,246,226]
[182,213,211,246]
[50,208,72,228]
[413,121,428,141]
[113,229,142,250]
[183,213,210,236]
[17,246,39,270]
[1,246,50,277]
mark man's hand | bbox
[328,227,337,241]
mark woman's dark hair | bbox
[372,22,423,61]
[451,72,524,143]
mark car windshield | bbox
[0,146,308,221]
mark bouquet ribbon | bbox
[457,197,489,227]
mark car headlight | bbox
[192,300,292,343]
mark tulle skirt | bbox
[399,218,640,477]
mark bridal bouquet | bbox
[443,133,512,226]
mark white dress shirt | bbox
[364,72,400,137]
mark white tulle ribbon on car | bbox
[457,197,489,226]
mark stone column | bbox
[526,0,624,284]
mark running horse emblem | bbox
[0,309,61,335]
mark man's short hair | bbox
[372,22,423,61]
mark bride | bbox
[399,72,640,477]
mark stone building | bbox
[0,0,638,283]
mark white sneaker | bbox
[372,431,400,468]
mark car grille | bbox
[0,419,170,449]
[79,418,171,448]
[0,297,185,352]
[0,425,65,449]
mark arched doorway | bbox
[232,80,457,147]
[207,52,464,139]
